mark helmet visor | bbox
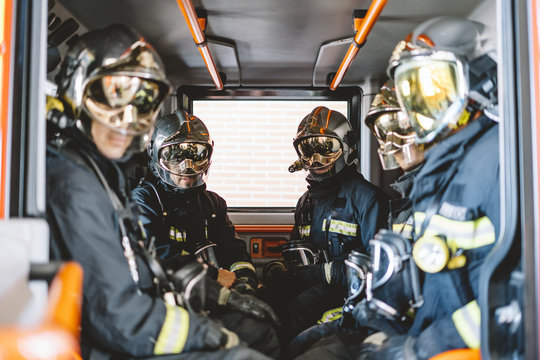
[159,142,211,176]
[296,136,342,169]
[84,75,166,135]
[394,55,467,143]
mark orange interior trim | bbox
[0,0,13,219]
[236,225,294,233]
[176,0,223,90]
[330,0,388,90]
[429,349,480,360]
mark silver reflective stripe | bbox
[452,300,481,349]
[154,303,190,354]
[414,212,496,250]
[230,261,256,273]
[322,219,358,236]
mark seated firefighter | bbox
[287,80,426,359]
[262,106,389,342]
[132,110,257,292]
[295,15,500,360]
[46,24,270,360]
[132,111,281,358]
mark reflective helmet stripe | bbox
[413,212,495,250]
[154,303,189,354]
[452,300,481,349]
[230,261,256,273]
[322,219,358,236]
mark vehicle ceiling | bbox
[56,0,482,89]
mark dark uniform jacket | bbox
[291,165,389,287]
[46,129,234,358]
[132,176,257,288]
[407,114,499,355]
[388,165,423,238]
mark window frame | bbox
[177,86,363,212]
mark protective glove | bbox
[183,310,240,351]
[233,276,256,295]
[218,287,281,327]
[359,335,418,360]
[352,299,410,336]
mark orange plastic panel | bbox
[430,349,480,360]
[0,262,84,359]
[250,238,287,258]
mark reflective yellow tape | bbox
[452,300,481,349]
[299,225,311,237]
[230,261,256,273]
[392,223,413,239]
[322,219,358,236]
[414,212,495,250]
[317,307,343,324]
[154,303,190,355]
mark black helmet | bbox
[148,111,214,189]
[364,80,424,171]
[387,16,497,144]
[54,24,171,154]
[293,106,356,181]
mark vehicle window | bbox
[193,100,348,208]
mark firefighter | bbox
[46,24,270,360]
[266,106,389,342]
[286,82,425,359]
[358,15,500,359]
[132,111,281,358]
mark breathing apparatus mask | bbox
[281,240,329,269]
[165,254,208,313]
[365,230,423,322]
[193,239,220,269]
[343,251,371,309]
[365,80,425,171]
[388,16,498,145]
[291,106,356,181]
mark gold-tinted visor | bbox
[296,136,343,169]
[159,142,211,175]
[394,55,467,143]
[84,75,167,134]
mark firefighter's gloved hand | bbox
[359,335,418,360]
[184,310,240,351]
[233,276,256,295]
[218,287,281,327]
[294,263,327,288]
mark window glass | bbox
[193,100,348,208]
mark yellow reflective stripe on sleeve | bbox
[322,219,358,236]
[392,223,413,239]
[230,261,256,273]
[154,303,190,355]
[299,225,311,237]
[414,212,495,250]
[317,307,343,324]
[452,300,481,349]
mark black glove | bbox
[286,321,340,359]
[220,287,281,327]
[233,276,256,295]
[294,263,326,289]
[352,299,411,336]
[360,335,418,360]
[184,311,240,351]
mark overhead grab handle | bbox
[176,0,224,90]
[330,0,388,90]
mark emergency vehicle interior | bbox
[1,0,535,358]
